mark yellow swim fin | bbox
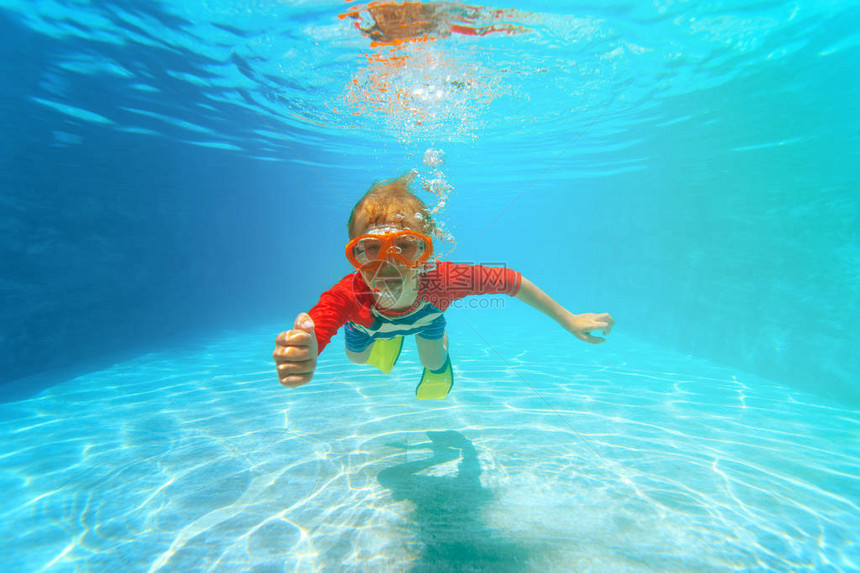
[365,336,403,374]
[416,355,453,400]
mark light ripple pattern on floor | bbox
[1,321,858,572]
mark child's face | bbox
[355,221,423,305]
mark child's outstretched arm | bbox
[514,277,614,344]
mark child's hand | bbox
[273,313,318,387]
[565,312,614,344]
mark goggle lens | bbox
[392,235,426,261]
[351,236,383,264]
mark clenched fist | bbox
[273,313,318,387]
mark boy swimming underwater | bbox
[273,173,614,399]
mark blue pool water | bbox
[1,1,858,571]
[3,316,859,571]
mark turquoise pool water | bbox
[1,1,858,571]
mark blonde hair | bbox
[347,172,435,238]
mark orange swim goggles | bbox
[346,229,433,269]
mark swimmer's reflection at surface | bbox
[340,2,528,45]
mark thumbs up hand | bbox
[273,313,318,388]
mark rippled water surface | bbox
[8,0,851,148]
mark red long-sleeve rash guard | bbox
[307,261,521,354]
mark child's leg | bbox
[344,323,374,364]
[347,336,403,373]
[345,345,372,364]
[415,331,448,371]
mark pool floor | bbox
[1,317,858,572]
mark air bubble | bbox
[423,148,445,167]
[417,147,456,262]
